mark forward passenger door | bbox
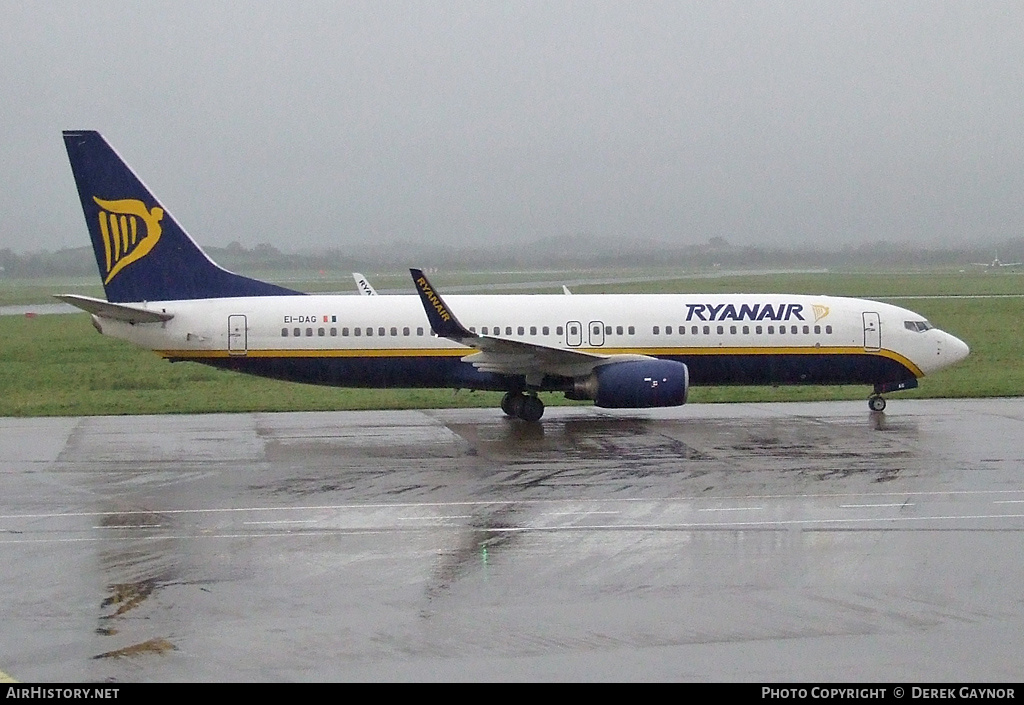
[862,312,881,351]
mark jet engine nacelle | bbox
[569,359,689,408]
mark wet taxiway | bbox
[1,399,1023,682]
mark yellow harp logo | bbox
[812,304,830,322]
[93,197,164,284]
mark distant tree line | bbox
[2,236,1023,279]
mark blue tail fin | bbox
[62,130,303,303]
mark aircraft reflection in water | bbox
[59,131,969,421]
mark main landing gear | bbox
[868,395,887,412]
[501,391,545,422]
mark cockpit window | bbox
[904,320,934,332]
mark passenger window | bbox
[791,326,798,334]
[691,326,698,335]
[403,327,410,336]
[717,325,724,335]
[506,327,512,335]
[616,326,623,335]
[803,325,809,334]
[378,327,385,337]
[532,326,538,335]
[366,327,373,336]
[470,327,476,333]
[825,325,833,334]
[481,327,488,335]
[628,326,635,335]
[768,326,774,334]
[518,326,525,335]
[330,328,337,336]
[653,326,660,334]
[543,326,550,335]
[678,326,685,334]
[814,325,821,334]
[703,326,710,335]
[742,325,749,334]
[353,328,360,336]
[318,328,325,337]
[557,326,564,335]
[417,327,425,336]
[604,326,611,335]
[755,326,762,334]
[306,328,313,337]
[342,327,349,336]
[293,327,300,337]
[281,328,288,337]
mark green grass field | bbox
[1,269,1021,416]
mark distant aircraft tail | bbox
[352,273,378,295]
[62,130,302,303]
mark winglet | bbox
[409,269,475,340]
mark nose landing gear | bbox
[500,392,545,422]
[869,378,918,412]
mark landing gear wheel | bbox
[519,395,545,422]
[500,392,544,421]
[500,392,518,417]
[868,395,886,412]
[508,393,526,418]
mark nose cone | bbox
[945,333,970,366]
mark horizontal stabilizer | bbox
[55,294,173,324]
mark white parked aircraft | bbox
[971,257,1022,270]
[58,131,970,421]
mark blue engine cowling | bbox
[571,359,689,408]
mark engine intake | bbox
[568,359,689,408]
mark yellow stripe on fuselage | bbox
[156,345,924,377]
[157,347,468,359]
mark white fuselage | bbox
[93,292,969,392]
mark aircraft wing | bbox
[409,269,651,381]
[55,294,173,323]
[461,334,630,379]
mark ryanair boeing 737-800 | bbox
[58,131,969,421]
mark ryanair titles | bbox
[685,302,811,322]
[415,276,452,322]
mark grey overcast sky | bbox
[2,1,1023,254]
